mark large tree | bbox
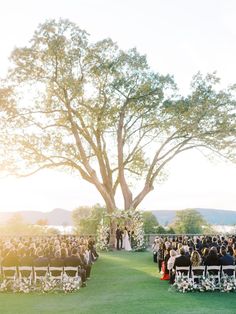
[0,20,235,237]
[171,209,207,234]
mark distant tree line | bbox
[72,206,212,235]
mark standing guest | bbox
[130,231,136,249]
[116,225,123,250]
[158,239,165,273]
[78,246,92,279]
[167,249,178,284]
[160,248,171,280]
[152,238,160,263]
[88,236,99,260]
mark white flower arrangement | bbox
[171,275,196,293]
[0,274,81,294]
[171,274,236,293]
[97,221,110,251]
[62,275,81,293]
[220,275,236,293]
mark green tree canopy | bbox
[72,204,105,235]
[142,211,159,233]
[171,209,207,234]
[0,19,235,223]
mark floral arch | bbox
[97,208,145,251]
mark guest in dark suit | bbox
[116,225,123,250]
[19,248,34,278]
[64,248,87,287]
[204,247,220,276]
[1,249,19,277]
[220,246,234,275]
[50,250,64,277]
[2,249,19,267]
[34,249,50,276]
[204,247,220,266]
[173,248,191,280]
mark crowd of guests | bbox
[0,235,99,287]
[152,235,236,284]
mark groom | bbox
[116,225,123,250]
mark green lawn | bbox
[0,251,236,314]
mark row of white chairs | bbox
[175,265,236,283]
[0,265,81,284]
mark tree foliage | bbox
[171,209,207,234]
[0,19,235,217]
[72,204,105,235]
[142,211,159,233]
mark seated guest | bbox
[34,249,50,276]
[19,248,34,278]
[204,247,220,266]
[227,246,234,258]
[201,247,209,265]
[190,250,203,279]
[173,248,191,278]
[220,246,234,275]
[190,250,202,267]
[2,248,19,267]
[204,247,220,276]
[2,248,20,278]
[50,250,64,277]
[64,247,87,287]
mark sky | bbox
[0,0,235,213]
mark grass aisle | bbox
[1,251,236,313]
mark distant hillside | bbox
[0,208,73,225]
[1,208,236,227]
[152,208,236,226]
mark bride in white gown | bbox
[123,227,132,251]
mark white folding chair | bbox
[175,266,190,281]
[191,266,206,282]
[49,266,64,280]
[2,266,18,280]
[221,265,235,279]
[33,266,49,284]
[18,266,34,284]
[64,266,79,278]
[206,266,221,283]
